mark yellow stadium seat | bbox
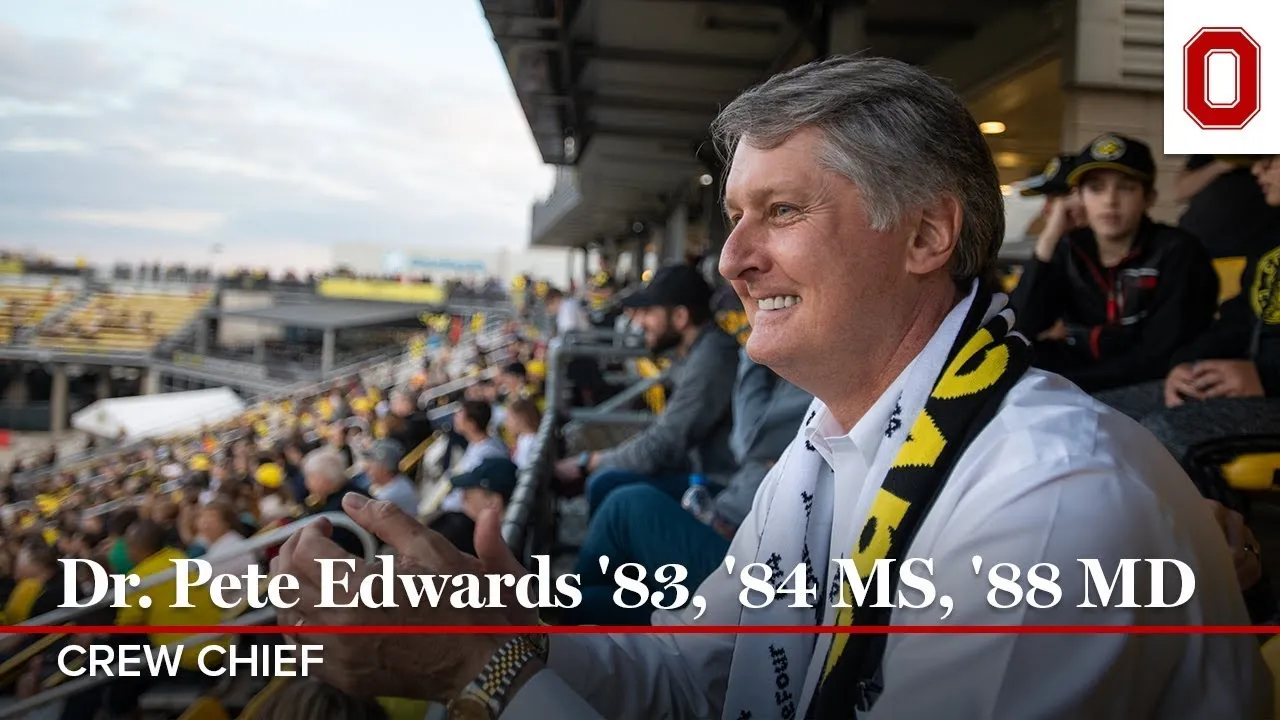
[1221,453,1280,491]
[1214,256,1248,305]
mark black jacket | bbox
[1013,217,1219,392]
[1172,242,1280,395]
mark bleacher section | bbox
[0,280,78,345]
[33,286,212,354]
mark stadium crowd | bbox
[0,310,559,716]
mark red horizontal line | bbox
[7,625,1279,636]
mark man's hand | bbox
[1192,360,1265,400]
[271,497,536,702]
[1164,363,1202,407]
[552,453,586,481]
[1034,195,1085,263]
[1205,499,1262,591]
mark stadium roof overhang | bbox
[216,299,428,331]
[484,0,1063,249]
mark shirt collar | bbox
[804,358,916,470]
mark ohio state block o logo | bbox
[1184,28,1261,130]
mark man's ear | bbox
[906,194,963,277]
[671,305,691,331]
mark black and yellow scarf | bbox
[719,284,1032,720]
[808,286,1032,718]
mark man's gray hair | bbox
[710,55,1004,285]
[302,448,347,488]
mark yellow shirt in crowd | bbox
[3,578,45,624]
[116,548,227,670]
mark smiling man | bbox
[273,56,1268,720]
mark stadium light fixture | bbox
[979,121,1007,135]
[699,173,714,186]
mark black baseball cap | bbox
[1066,134,1156,187]
[452,457,519,501]
[620,263,713,312]
[1018,154,1076,197]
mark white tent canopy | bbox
[72,388,246,442]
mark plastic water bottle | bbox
[681,474,716,525]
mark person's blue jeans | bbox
[585,468,690,514]
[568,484,731,625]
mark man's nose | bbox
[719,223,755,282]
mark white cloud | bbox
[0,2,556,270]
[154,148,378,204]
[49,208,227,234]
[0,137,89,153]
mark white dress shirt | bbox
[502,366,1270,718]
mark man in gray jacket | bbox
[565,343,812,624]
[552,263,740,513]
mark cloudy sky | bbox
[0,0,555,273]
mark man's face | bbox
[453,409,474,435]
[1079,170,1149,241]
[195,508,226,540]
[1253,157,1280,206]
[719,127,912,375]
[634,306,683,353]
[499,373,522,394]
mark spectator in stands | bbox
[570,307,812,624]
[363,439,419,517]
[1011,135,1220,392]
[60,520,222,719]
[497,361,532,402]
[504,398,541,469]
[1176,155,1280,259]
[440,457,520,553]
[386,389,433,457]
[189,500,254,605]
[1,539,66,625]
[544,287,588,336]
[1098,154,1280,464]
[277,56,1263,719]
[552,263,739,513]
[451,400,509,473]
[301,448,370,557]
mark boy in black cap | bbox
[1098,154,1280,461]
[1010,133,1220,392]
[552,263,740,514]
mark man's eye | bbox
[771,204,797,218]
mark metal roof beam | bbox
[574,44,772,72]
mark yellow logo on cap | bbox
[1044,157,1061,177]
[1091,136,1125,161]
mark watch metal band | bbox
[471,634,546,717]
